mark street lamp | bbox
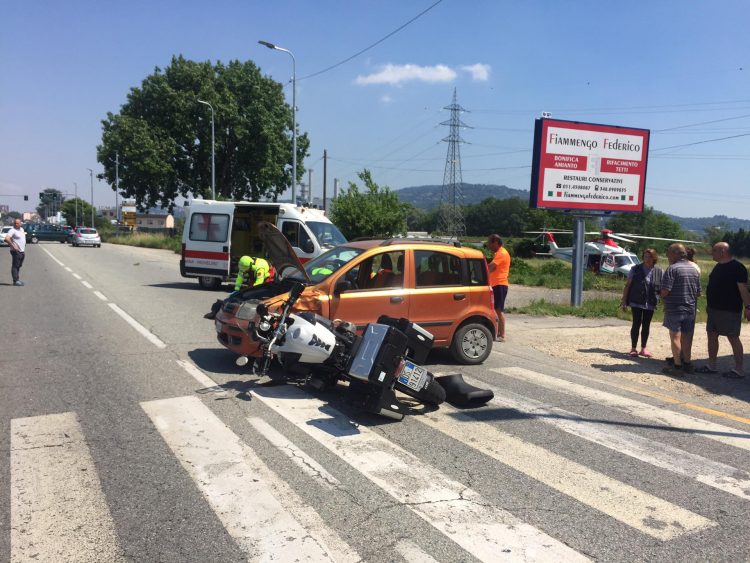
[86,168,94,227]
[259,40,297,205]
[73,182,78,227]
[197,100,216,200]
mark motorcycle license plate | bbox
[397,360,427,391]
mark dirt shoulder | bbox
[501,285,750,414]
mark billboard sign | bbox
[530,118,649,213]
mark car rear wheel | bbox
[198,276,222,290]
[450,322,492,365]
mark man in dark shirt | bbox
[660,243,701,376]
[695,242,750,378]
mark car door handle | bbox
[453,293,466,301]
[390,296,404,303]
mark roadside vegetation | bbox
[105,231,182,253]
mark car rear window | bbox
[79,228,97,234]
[415,250,462,287]
[467,258,489,286]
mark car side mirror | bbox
[334,280,352,295]
[303,240,315,254]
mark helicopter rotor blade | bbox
[617,233,704,244]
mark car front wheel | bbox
[450,322,492,365]
[30,236,38,244]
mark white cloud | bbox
[380,94,395,104]
[355,64,456,86]
[461,63,491,81]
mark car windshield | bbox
[307,221,347,248]
[304,246,365,283]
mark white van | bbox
[180,200,346,289]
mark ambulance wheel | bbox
[198,276,222,290]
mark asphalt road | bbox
[1,242,749,562]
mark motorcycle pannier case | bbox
[347,323,408,384]
[376,316,434,364]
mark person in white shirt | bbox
[4,218,26,286]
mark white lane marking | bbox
[72,273,82,280]
[141,396,358,562]
[175,359,227,395]
[468,376,750,501]
[108,303,166,349]
[93,290,108,301]
[494,367,750,452]
[41,247,64,266]
[11,412,123,562]
[65,266,73,272]
[251,385,588,562]
[395,540,440,563]
[418,405,715,540]
[247,417,341,489]
[82,280,93,289]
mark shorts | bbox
[706,307,742,337]
[493,284,508,312]
[662,311,696,334]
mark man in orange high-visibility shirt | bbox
[487,234,510,342]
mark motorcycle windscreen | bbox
[258,221,311,282]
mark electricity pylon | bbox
[437,88,470,238]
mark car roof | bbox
[342,238,485,257]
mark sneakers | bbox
[13,280,24,286]
[495,336,505,343]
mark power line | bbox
[650,133,750,152]
[299,0,445,81]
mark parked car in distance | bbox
[24,223,69,243]
[215,223,499,365]
[71,227,101,247]
[0,226,11,246]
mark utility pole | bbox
[115,152,120,223]
[323,150,327,213]
[87,168,94,227]
[307,169,313,206]
[73,182,78,226]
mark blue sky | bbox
[1,0,748,220]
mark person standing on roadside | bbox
[487,234,510,342]
[694,242,750,379]
[620,248,663,358]
[4,218,26,286]
[685,247,701,274]
[660,243,701,376]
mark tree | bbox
[36,188,65,220]
[329,170,407,239]
[97,55,309,211]
[61,198,96,227]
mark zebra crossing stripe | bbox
[141,396,358,563]
[466,376,750,501]
[11,412,123,562]
[247,417,341,489]
[251,385,589,563]
[494,367,750,452]
[418,405,715,540]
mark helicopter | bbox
[525,229,702,276]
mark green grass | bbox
[105,232,182,253]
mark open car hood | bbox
[258,221,311,283]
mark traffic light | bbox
[24,195,28,201]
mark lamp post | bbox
[73,182,78,227]
[197,100,216,200]
[258,40,296,205]
[115,152,120,223]
[86,168,94,227]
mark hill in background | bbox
[395,183,749,235]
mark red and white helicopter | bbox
[525,229,702,276]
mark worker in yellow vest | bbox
[235,256,274,291]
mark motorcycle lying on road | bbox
[249,281,447,420]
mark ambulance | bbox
[180,200,346,289]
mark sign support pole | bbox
[571,217,586,307]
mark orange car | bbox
[214,222,498,364]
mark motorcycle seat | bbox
[435,374,494,408]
